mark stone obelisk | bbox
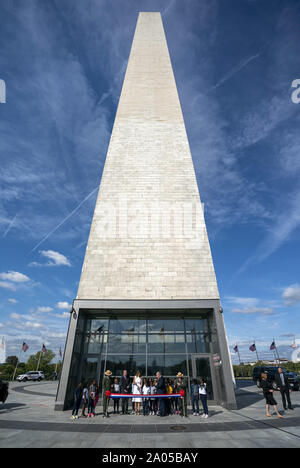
[55,12,236,411]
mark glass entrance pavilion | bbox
[60,308,228,408]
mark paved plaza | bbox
[0,380,300,448]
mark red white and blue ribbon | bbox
[105,390,184,399]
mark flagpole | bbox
[36,347,42,371]
[12,344,23,381]
[236,344,241,365]
[273,338,279,364]
[255,341,259,362]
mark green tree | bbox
[0,363,15,380]
[25,349,55,378]
[6,356,18,367]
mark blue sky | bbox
[0,0,300,363]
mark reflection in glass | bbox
[105,355,146,376]
[148,319,184,333]
[84,332,108,354]
[107,334,146,354]
[109,318,146,334]
[186,332,210,353]
[147,355,187,376]
[148,333,186,353]
[185,317,210,334]
[81,357,98,384]
[193,357,214,399]
[90,319,109,333]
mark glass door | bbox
[191,354,216,401]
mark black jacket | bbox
[156,377,166,394]
[275,372,290,390]
[120,375,131,393]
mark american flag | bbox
[22,342,29,352]
[270,341,276,350]
[59,347,62,357]
[249,343,256,352]
[233,345,239,353]
[42,344,47,354]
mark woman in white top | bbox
[199,378,208,418]
[132,370,142,415]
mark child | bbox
[71,382,83,420]
[199,378,208,418]
[113,378,120,414]
[151,379,158,415]
[166,379,173,415]
[190,378,200,416]
[81,383,89,418]
[94,382,100,411]
[142,378,150,416]
[149,379,155,415]
[88,379,97,418]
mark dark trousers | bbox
[103,395,109,415]
[179,397,187,417]
[113,398,120,413]
[122,397,129,414]
[200,394,208,415]
[143,399,149,415]
[88,397,95,414]
[150,400,155,413]
[72,399,81,416]
[174,398,179,412]
[191,395,199,413]
[280,387,292,409]
[159,397,166,416]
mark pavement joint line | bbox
[230,410,300,441]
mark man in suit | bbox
[120,369,131,415]
[156,371,166,417]
[275,367,293,410]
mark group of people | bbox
[261,367,294,418]
[71,369,209,420]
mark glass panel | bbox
[81,357,98,385]
[107,334,146,354]
[91,318,109,333]
[84,332,108,354]
[109,318,146,334]
[193,357,214,399]
[105,355,146,377]
[147,355,187,377]
[148,333,186,353]
[148,318,184,333]
[185,317,209,334]
[186,332,210,353]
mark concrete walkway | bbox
[0,380,300,447]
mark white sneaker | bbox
[193,412,196,416]
[204,414,208,419]
[201,413,205,418]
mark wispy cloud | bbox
[231,307,275,316]
[56,301,72,310]
[0,271,30,283]
[282,284,300,306]
[29,250,71,267]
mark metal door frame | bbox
[191,353,218,404]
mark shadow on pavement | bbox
[0,402,27,414]
[235,389,264,410]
